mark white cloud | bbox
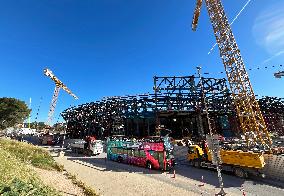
[253,3,284,54]
[262,50,284,64]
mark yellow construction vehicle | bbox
[187,144,265,178]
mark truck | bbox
[40,134,54,145]
[70,136,103,156]
[187,144,265,178]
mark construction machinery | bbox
[44,68,78,126]
[188,143,265,178]
[187,0,274,180]
[192,0,272,149]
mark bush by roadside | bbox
[0,138,63,171]
[0,145,60,195]
[0,138,97,196]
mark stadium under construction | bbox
[61,75,284,140]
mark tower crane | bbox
[44,68,78,126]
[192,0,272,148]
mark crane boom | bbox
[44,69,78,99]
[192,0,203,31]
[44,68,78,126]
[192,0,272,148]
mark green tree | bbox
[0,97,31,130]
[53,122,66,133]
[26,121,46,130]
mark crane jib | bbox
[44,68,78,126]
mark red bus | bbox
[107,136,175,170]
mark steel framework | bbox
[154,76,231,113]
[258,96,284,136]
[61,76,284,138]
[61,76,234,137]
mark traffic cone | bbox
[199,175,204,186]
[241,185,246,196]
[171,169,176,178]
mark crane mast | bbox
[192,0,272,148]
[44,68,78,126]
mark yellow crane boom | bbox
[44,68,78,126]
[192,0,272,148]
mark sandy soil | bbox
[54,157,202,196]
[33,167,85,196]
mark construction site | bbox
[1,0,284,195]
[47,0,284,194]
[61,75,284,141]
[50,0,284,195]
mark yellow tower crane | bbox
[192,0,272,149]
[44,68,78,126]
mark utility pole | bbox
[197,66,226,196]
[28,97,32,129]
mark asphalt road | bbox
[23,135,284,196]
[50,148,284,196]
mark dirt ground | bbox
[54,158,201,196]
[51,149,218,196]
[45,146,284,196]
[33,167,85,196]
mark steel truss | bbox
[62,76,236,137]
[153,76,232,113]
[258,97,284,136]
[61,74,284,138]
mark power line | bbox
[193,64,283,76]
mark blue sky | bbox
[0,0,283,123]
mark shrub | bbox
[0,139,62,171]
[0,178,60,196]
[0,145,60,196]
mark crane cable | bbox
[193,64,283,76]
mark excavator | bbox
[187,0,272,178]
